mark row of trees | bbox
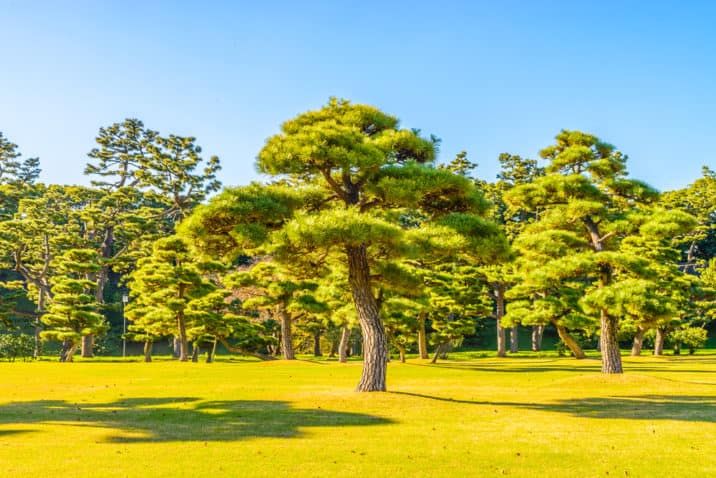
[1,99,715,391]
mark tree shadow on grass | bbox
[391,391,716,423]
[0,397,392,443]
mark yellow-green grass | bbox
[2,354,716,477]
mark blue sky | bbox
[1,1,714,191]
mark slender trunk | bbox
[33,289,46,359]
[654,328,665,355]
[531,325,544,352]
[278,308,295,360]
[600,311,622,373]
[673,342,681,355]
[59,340,72,362]
[398,345,406,363]
[312,331,322,356]
[431,343,444,364]
[510,326,518,353]
[554,322,586,359]
[143,340,152,363]
[191,343,199,362]
[338,326,350,363]
[176,316,188,362]
[206,339,217,363]
[347,244,387,392]
[172,337,181,358]
[417,312,429,359]
[495,286,507,357]
[631,326,646,356]
[80,335,94,358]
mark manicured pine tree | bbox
[126,236,210,361]
[505,130,695,373]
[182,98,504,391]
[40,249,106,362]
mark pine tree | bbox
[40,249,106,362]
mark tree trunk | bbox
[61,341,78,362]
[673,342,681,355]
[431,343,444,364]
[510,326,519,353]
[398,345,406,363]
[654,328,665,355]
[417,312,429,359]
[172,336,181,358]
[176,315,189,362]
[80,335,94,358]
[313,331,323,357]
[495,285,507,357]
[554,323,585,359]
[346,244,387,392]
[278,308,295,360]
[143,340,152,363]
[33,289,46,359]
[631,326,646,356]
[338,326,350,363]
[191,343,199,362]
[206,339,217,363]
[531,325,544,352]
[600,311,622,373]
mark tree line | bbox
[1,99,714,391]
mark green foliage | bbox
[0,333,34,361]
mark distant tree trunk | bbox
[338,326,350,363]
[60,341,78,362]
[398,345,406,363]
[191,343,199,362]
[510,326,519,353]
[313,331,322,357]
[431,343,445,364]
[417,312,428,359]
[143,340,152,363]
[654,328,665,356]
[81,335,94,358]
[172,337,181,358]
[33,289,46,359]
[531,325,544,352]
[673,342,681,355]
[631,326,646,356]
[176,310,189,362]
[278,308,295,360]
[346,244,387,392]
[495,285,507,358]
[600,311,622,373]
[206,339,217,363]
[554,323,585,359]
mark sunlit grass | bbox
[2,353,716,477]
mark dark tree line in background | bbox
[0,99,714,391]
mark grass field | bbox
[2,353,716,477]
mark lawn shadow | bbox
[0,397,392,443]
[391,391,716,423]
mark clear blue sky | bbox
[1,1,714,191]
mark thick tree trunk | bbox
[313,331,322,357]
[631,326,646,356]
[531,325,544,352]
[417,312,429,359]
[143,340,152,363]
[278,309,295,360]
[654,328,665,355]
[600,312,622,373]
[346,244,387,392]
[80,335,94,358]
[338,326,350,363]
[510,326,519,353]
[495,285,507,358]
[555,323,586,359]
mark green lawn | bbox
[1,353,715,477]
